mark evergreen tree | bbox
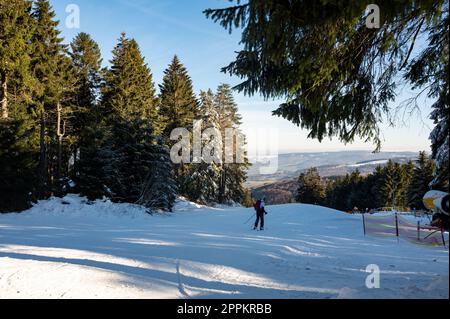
[369,166,386,209]
[400,161,415,207]
[69,32,103,176]
[102,33,157,123]
[205,1,448,155]
[0,1,39,211]
[380,160,399,208]
[345,170,365,210]
[98,34,177,211]
[137,139,178,212]
[103,117,177,211]
[407,152,435,209]
[0,119,38,212]
[74,125,109,200]
[159,55,199,138]
[379,160,413,209]
[158,55,199,196]
[0,0,35,120]
[215,84,249,204]
[405,10,449,190]
[296,167,325,205]
[31,0,73,197]
[184,90,221,203]
[104,117,157,203]
[99,33,159,201]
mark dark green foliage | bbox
[158,55,200,198]
[0,120,38,212]
[31,0,74,197]
[404,9,449,189]
[98,34,177,211]
[324,154,440,212]
[215,84,249,204]
[69,32,103,166]
[180,85,250,205]
[104,118,156,203]
[69,33,106,200]
[0,3,252,213]
[379,160,414,208]
[407,151,435,209]
[0,0,35,120]
[205,0,449,182]
[74,125,109,201]
[182,90,221,204]
[102,33,158,123]
[31,0,71,109]
[159,55,199,138]
[0,1,38,211]
[102,118,177,211]
[137,140,178,212]
[295,167,325,205]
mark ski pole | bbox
[244,213,254,225]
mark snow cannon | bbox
[423,190,449,215]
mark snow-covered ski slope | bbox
[0,195,448,299]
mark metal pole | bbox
[244,213,254,225]
[362,213,366,236]
[395,212,399,237]
[417,221,420,242]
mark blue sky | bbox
[51,0,434,154]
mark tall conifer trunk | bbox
[39,111,47,198]
[1,73,8,119]
[56,102,65,194]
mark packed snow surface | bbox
[0,195,448,299]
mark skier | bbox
[253,197,267,230]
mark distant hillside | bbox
[252,179,298,205]
[250,151,419,204]
[247,150,418,187]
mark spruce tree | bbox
[104,117,156,202]
[215,84,249,204]
[159,55,199,137]
[103,117,177,211]
[296,167,325,205]
[0,1,39,211]
[74,125,109,201]
[206,1,448,154]
[99,33,159,201]
[400,161,415,207]
[69,33,102,173]
[0,0,35,120]
[31,0,73,197]
[405,12,449,191]
[137,139,178,212]
[379,160,413,209]
[407,152,435,209]
[159,55,199,196]
[184,90,221,203]
[102,33,158,123]
[0,119,38,212]
[99,34,177,210]
[69,33,107,199]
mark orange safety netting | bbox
[363,213,449,247]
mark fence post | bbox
[362,213,366,236]
[441,228,446,248]
[417,221,420,241]
[395,212,399,237]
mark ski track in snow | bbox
[0,194,448,299]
